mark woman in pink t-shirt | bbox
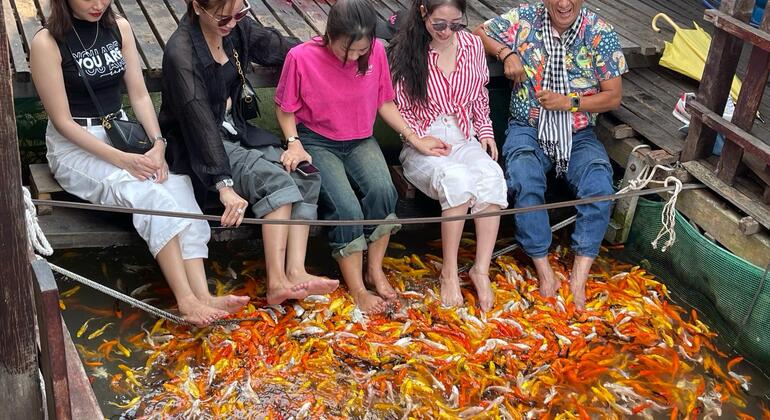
[275,0,450,313]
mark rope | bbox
[23,186,53,256]
[31,183,703,227]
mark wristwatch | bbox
[152,135,168,146]
[568,93,581,112]
[215,178,234,191]
[282,135,300,149]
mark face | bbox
[423,4,464,43]
[329,36,371,63]
[195,0,250,37]
[543,0,584,32]
[68,0,110,22]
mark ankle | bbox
[285,266,305,278]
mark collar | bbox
[188,16,235,68]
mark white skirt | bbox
[399,116,508,213]
[45,120,210,258]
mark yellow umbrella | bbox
[652,13,742,102]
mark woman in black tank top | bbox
[30,0,249,327]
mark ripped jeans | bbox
[503,122,614,258]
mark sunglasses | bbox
[430,20,467,32]
[198,0,251,27]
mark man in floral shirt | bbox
[474,0,627,310]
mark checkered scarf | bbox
[538,8,584,176]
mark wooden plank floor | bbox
[5,0,711,97]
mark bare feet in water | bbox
[178,297,228,327]
[207,294,250,314]
[569,275,587,311]
[539,277,560,299]
[366,268,397,300]
[266,279,309,305]
[469,266,494,312]
[352,288,387,314]
[287,269,339,296]
[440,269,464,308]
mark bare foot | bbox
[439,269,464,308]
[569,276,587,311]
[208,294,250,314]
[178,298,228,328]
[469,266,494,312]
[287,270,340,295]
[352,288,387,314]
[366,269,397,300]
[267,281,309,305]
[539,277,560,299]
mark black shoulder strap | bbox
[64,40,107,117]
[110,23,122,48]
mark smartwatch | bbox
[215,178,234,191]
[568,93,581,112]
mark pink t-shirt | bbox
[274,38,395,141]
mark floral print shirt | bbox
[483,3,628,131]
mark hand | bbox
[144,143,168,183]
[218,187,248,228]
[503,53,526,83]
[479,137,498,161]
[280,142,312,171]
[535,90,570,111]
[409,135,452,157]
[121,152,159,181]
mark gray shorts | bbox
[222,141,320,220]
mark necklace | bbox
[72,21,100,52]
[431,37,456,54]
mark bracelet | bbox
[501,50,517,64]
[495,46,508,61]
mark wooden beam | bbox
[688,100,770,161]
[0,0,43,414]
[63,321,103,418]
[31,260,71,420]
[705,9,770,53]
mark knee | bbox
[363,177,397,207]
[576,160,614,197]
[336,199,365,220]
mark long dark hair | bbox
[46,0,118,42]
[388,0,466,104]
[322,0,377,74]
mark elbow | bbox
[472,25,486,37]
[610,94,623,111]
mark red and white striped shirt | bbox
[394,31,495,141]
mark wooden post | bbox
[0,1,44,417]
[681,0,754,162]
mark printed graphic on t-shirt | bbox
[71,40,126,78]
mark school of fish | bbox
[65,240,770,419]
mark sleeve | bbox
[274,50,302,113]
[162,51,232,187]
[470,41,495,140]
[243,18,299,67]
[393,78,426,138]
[482,7,522,49]
[591,19,629,81]
[375,41,396,106]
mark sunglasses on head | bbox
[430,21,467,32]
[198,0,251,27]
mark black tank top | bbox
[58,18,126,117]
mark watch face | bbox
[571,96,580,109]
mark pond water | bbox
[52,227,770,419]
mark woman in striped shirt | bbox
[388,0,508,312]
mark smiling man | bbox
[473,0,627,310]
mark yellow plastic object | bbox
[652,13,742,101]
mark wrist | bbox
[286,139,302,149]
[283,135,300,149]
[502,50,516,64]
[495,46,509,61]
[567,93,580,112]
[215,178,234,191]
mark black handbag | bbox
[232,49,260,120]
[67,44,153,154]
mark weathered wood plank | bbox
[2,0,28,75]
[248,0,290,35]
[688,100,770,161]
[262,0,316,40]
[138,0,177,47]
[676,188,770,268]
[13,0,43,47]
[164,0,187,21]
[716,140,744,184]
[683,159,770,229]
[290,0,328,35]
[706,9,770,53]
[62,319,102,419]
[31,259,71,420]
[115,0,165,73]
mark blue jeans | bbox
[300,126,400,259]
[502,122,614,258]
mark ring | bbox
[236,208,244,214]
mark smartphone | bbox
[296,161,320,176]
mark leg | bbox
[366,232,397,300]
[564,129,615,310]
[183,259,250,313]
[156,237,227,327]
[470,205,501,312]
[502,123,558,297]
[303,137,385,313]
[439,204,469,307]
[262,204,310,305]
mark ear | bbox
[419,5,427,19]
